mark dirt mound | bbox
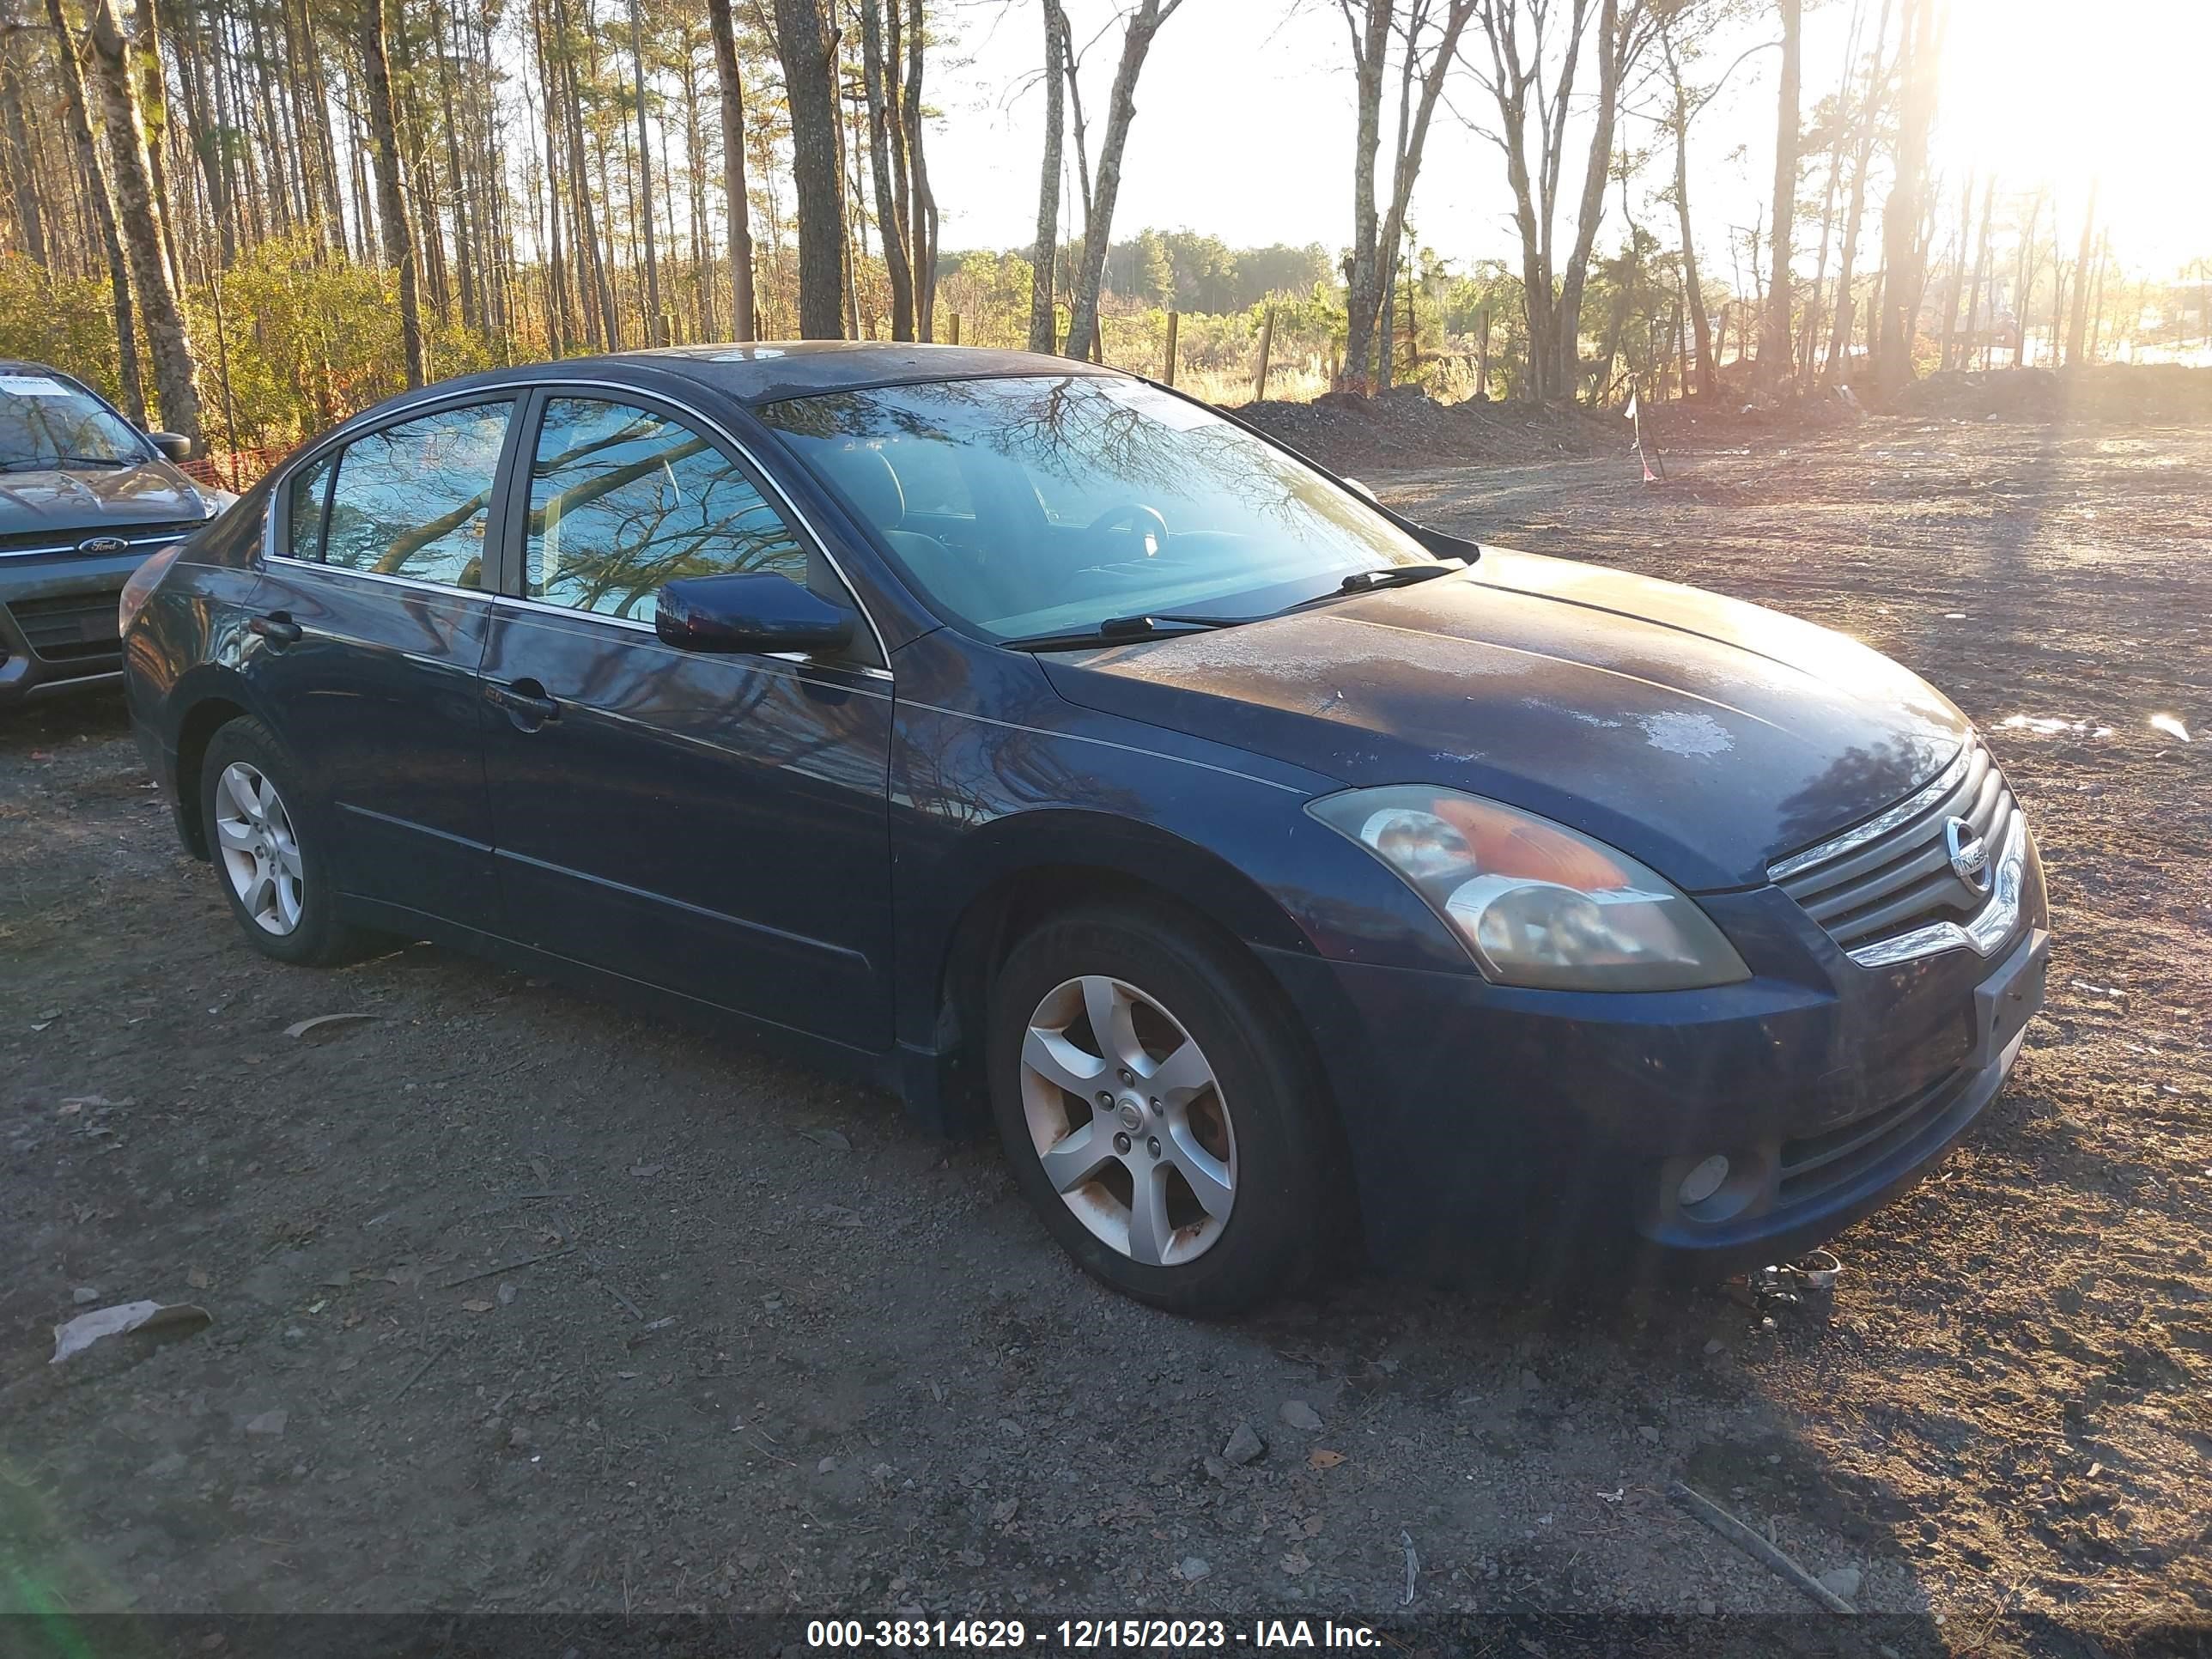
[1229,386,1626,471]
[1893,363,2212,422]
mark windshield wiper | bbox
[1336,560,1466,593]
[1273,560,1468,616]
[0,453,131,472]
[999,612,1239,652]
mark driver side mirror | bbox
[654,571,855,657]
[146,431,192,463]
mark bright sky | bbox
[923,0,2211,283]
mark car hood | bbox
[0,460,208,536]
[1038,547,1969,890]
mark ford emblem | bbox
[76,534,129,556]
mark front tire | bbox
[986,903,1336,1315]
[198,716,362,966]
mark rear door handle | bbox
[485,678,560,727]
[247,612,301,647]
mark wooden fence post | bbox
[1254,306,1277,400]
[1164,311,1180,385]
[950,312,961,345]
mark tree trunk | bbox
[903,0,938,339]
[1668,58,1714,399]
[43,0,145,421]
[434,0,479,330]
[1875,0,1939,394]
[860,0,915,338]
[1962,172,1995,370]
[1344,0,1475,393]
[771,0,845,338]
[1027,0,1065,355]
[705,0,755,340]
[627,0,664,344]
[1757,0,1800,384]
[530,0,570,354]
[0,48,47,266]
[1823,0,1890,381]
[84,0,200,445]
[1063,0,1180,365]
[130,0,185,301]
[360,0,427,387]
[1340,0,1390,392]
[1936,173,1972,369]
[1553,0,1624,399]
[2064,178,2098,367]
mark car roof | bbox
[432,342,1126,409]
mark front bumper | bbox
[0,551,145,704]
[1258,835,2051,1276]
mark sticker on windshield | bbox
[1097,380,1218,432]
[0,374,70,397]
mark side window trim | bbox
[512,377,889,670]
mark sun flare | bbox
[1936,0,2212,270]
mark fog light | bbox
[1678,1154,1731,1207]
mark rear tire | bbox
[198,716,363,967]
[986,902,1337,1315]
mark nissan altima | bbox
[121,343,2050,1313]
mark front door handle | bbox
[247,611,302,647]
[485,678,560,729]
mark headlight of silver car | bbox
[1308,786,1750,991]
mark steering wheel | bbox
[1084,501,1170,556]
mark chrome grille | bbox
[1770,735,2024,965]
[0,521,198,560]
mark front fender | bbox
[884,630,1481,1067]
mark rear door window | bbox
[321,401,512,590]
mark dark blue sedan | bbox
[120,344,2051,1313]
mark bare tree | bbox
[771,0,846,337]
[901,0,939,338]
[705,0,756,338]
[360,0,427,386]
[1027,0,1066,354]
[1935,171,1973,369]
[0,36,45,267]
[627,0,663,343]
[2064,177,2097,367]
[1338,0,1475,393]
[859,0,915,338]
[1820,0,1891,382]
[1873,0,1940,394]
[1467,0,1655,402]
[1654,4,1765,402]
[84,0,201,441]
[1755,0,1799,384]
[41,0,145,422]
[1062,0,1182,364]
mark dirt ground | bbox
[3,416,2207,1654]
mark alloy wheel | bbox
[214,761,305,936]
[1018,975,1237,1267]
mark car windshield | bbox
[0,371,149,471]
[757,374,1437,639]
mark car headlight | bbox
[1308,786,1750,991]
